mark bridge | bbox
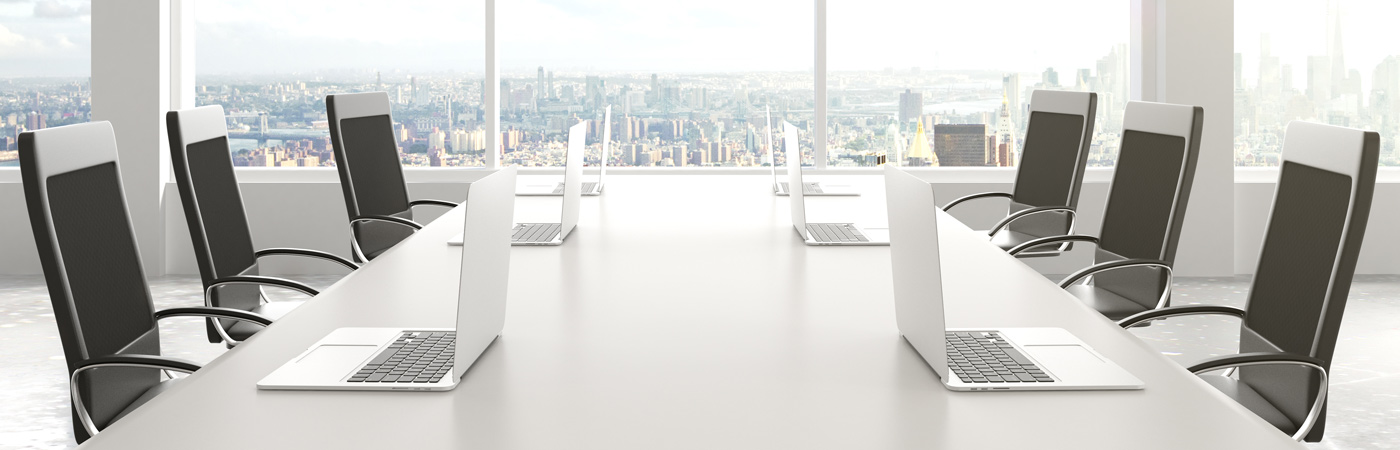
[227,129,330,144]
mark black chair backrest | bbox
[19,121,162,441]
[1008,90,1097,238]
[167,105,263,342]
[1243,121,1378,441]
[326,92,414,260]
[1092,101,1204,308]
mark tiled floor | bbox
[0,275,1396,449]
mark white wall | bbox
[0,181,41,274]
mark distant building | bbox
[934,124,989,167]
[898,89,922,124]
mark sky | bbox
[1235,0,1400,95]
[5,0,1393,86]
[194,0,1129,77]
[0,0,90,78]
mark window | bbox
[0,0,92,168]
[196,0,485,168]
[1235,0,1400,167]
[498,0,813,168]
[827,0,1128,168]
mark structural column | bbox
[485,0,502,169]
[1132,0,1234,276]
[813,0,827,168]
[92,0,173,275]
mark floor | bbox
[0,275,1396,449]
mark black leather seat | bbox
[1120,121,1379,442]
[19,122,273,443]
[326,92,459,262]
[943,90,1098,258]
[1009,101,1205,321]
[168,106,358,346]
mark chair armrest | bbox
[409,199,458,209]
[1117,304,1245,328]
[1187,352,1329,441]
[154,306,274,327]
[70,355,202,436]
[347,215,424,262]
[351,214,424,231]
[1007,234,1100,256]
[255,248,359,271]
[206,275,319,300]
[942,192,1012,211]
[203,276,318,345]
[987,206,1077,237]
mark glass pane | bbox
[0,1,92,167]
[498,0,813,167]
[196,0,486,168]
[1236,0,1399,166]
[828,0,1128,168]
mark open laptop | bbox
[786,122,888,246]
[884,165,1143,391]
[768,107,857,197]
[452,122,584,246]
[257,167,517,391]
[518,106,608,196]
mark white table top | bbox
[81,174,1302,449]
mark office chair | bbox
[1118,121,1378,442]
[168,106,358,347]
[19,122,275,442]
[1007,101,1204,320]
[326,92,458,262]
[943,90,1097,257]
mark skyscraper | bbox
[1042,68,1059,87]
[906,121,934,167]
[1258,34,1282,98]
[898,89,922,124]
[933,124,989,167]
[1326,0,1347,98]
[410,76,417,105]
[1002,74,1021,129]
[537,67,545,100]
[1308,56,1332,104]
[995,96,1017,167]
[650,73,659,102]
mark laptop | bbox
[768,107,857,197]
[786,122,888,246]
[518,106,608,196]
[884,165,1143,391]
[257,167,517,391]
[452,122,584,246]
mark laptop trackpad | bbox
[1023,345,1105,379]
[296,345,378,377]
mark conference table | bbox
[80,174,1303,449]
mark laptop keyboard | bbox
[946,331,1054,383]
[806,223,869,243]
[779,182,823,194]
[514,223,561,243]
[348,331,455,383]
[552,181,598,194]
